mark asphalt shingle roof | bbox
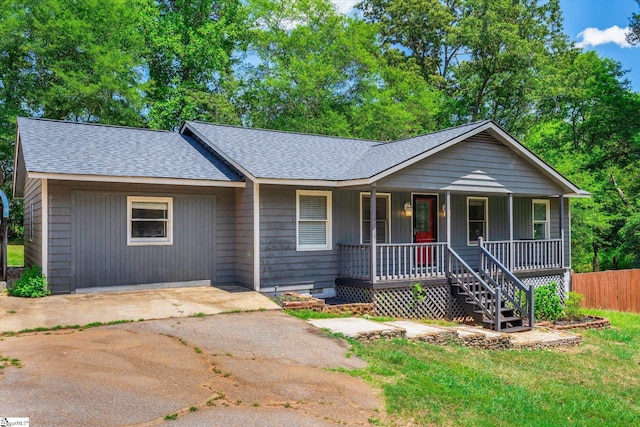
[17,117,242,182]
[185,120,491,181]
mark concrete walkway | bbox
[308,317,582,349]
[0,286,281,333]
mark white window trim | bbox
[127,196,173,246]
[296,190,332,251]
[532,199,551,240]
[467,196,488,246]
[359,192,391,244]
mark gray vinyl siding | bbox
[335,190,446,245]
[23,177,42,269]
[47,181,235,293]
[259,185,338,290]
[378,131,564,195]
[258,186,573,290]
[235,182,254,288]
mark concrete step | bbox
[307,318,406,341]
[306,318,582,350]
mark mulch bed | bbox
[538,316,610,330]
[269,292,374,315]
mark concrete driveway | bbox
[0,311,384,426]
[0,286,281,333]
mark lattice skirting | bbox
[520,274,567,304]
[337,283,472,322]
[336,285,373,303]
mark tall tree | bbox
[527,51,640,271]
[142,0,246,130]
[358,0,569,134]
[0,0,147,182]
[241,0,446,139]
[358,0,464,87]
[627,0,640,45]
[452,0,568,132]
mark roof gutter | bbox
[26,172,246,188]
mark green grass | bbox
[285,309,352,320]
[344,309,640,427]
[7,244,24,267]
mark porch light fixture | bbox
[404,202,413,217]
[441,204,446,218]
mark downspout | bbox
[0,189,8,282]
[508,193,514,271]
[446,191,451,275]
[446,191,451,249]
[253,182,260,291]
[559,195,565,269]
[370,184,377,284]
[42,179,48,288]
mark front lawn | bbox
[7,244,24,267]
[343,309,640,426]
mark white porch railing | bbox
[338,243,448,281]
[481,239,563,271]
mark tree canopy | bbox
[0,0,638,270]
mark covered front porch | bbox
[338,238,564,282]
[336,188,568,285]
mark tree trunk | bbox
[592,242,600,272]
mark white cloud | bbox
[576,25,635,48]
[330,0,359,14]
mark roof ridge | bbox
[370,119,492,147]
[187,120,377,144]
[18,116,177,135]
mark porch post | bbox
[559,195,565,268]
[370,184,377,284]
[508,193,514,270]
[446,191,451,249]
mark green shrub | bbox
[563,291,584,320]
[534,282,563,321]
[9,266,50,298]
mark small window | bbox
[467,197,488,245]
[296,190,332,251]
[533,199,550,240]
[127,197,173,246]
[361,193,391,244]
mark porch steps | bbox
[451,283,530,333]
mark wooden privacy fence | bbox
[572,269,640,313]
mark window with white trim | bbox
[533,199,550,240]
[467,197,488,245]
[296,190,332,251]
[127,196,173,246]
[361,193,391,244]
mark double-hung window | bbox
[467,197,488,245]
[533,199,550,239]
[127,196,173,246]
[296,190,332,251]
[361,193,391,244]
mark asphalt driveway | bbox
[0,311,384,426]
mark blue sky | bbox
[561,0,639,91]
[331,0,640,92]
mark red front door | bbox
[414,195,437,264]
